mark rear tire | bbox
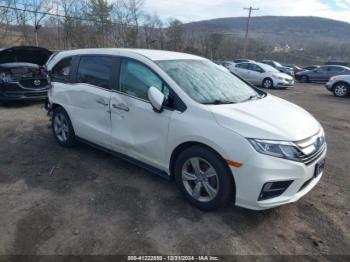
[300,75,309,83]
[262,78,273,89]
[333,82,350,98]
[174,145,234,210]
[52,107,76,147]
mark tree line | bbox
[0,0,349,65]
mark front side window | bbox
[119,59,169,101]
[317,67,328,73]
[51,57,72,82]
[77,56,113,89]
[329,66,344,72]
[236,63,249,69]
[249,64,263,73]
[157,60,260,104]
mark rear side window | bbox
[77,56,113,89]
[236,63,249,69]
[51,57,72,82]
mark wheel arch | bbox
[51,103,76,132]
[332,81,349,91]
[169,141,236,192]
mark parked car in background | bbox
[260,60,294,76]
[302,65,320,71]
[325,75,350,97]
[234,59,254,64]
[220,61,236,72]
[295,65,350,83]
[232,62,294,89]
[46,48,326,211]
[0,46,52,102]
[285,64,303,76]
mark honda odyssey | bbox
[45,49,327,210]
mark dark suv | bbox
[0,46,52,102]
[295,65,350,83]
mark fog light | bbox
[258,180,293,201]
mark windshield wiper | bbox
[203,100,236,105]
[241,94,264,103]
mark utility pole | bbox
[243,6,259,57]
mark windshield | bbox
[258,63,279,73]
[157,60,260,104]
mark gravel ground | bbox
[0,83,349,259]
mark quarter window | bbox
[51,57,72,82]
[119,59,170,101]
[77,56,113,89]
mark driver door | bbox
[110,58,174,169]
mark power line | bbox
[242,6,259,58]
[0,4,128,27]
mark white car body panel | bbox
[47,48,326,210]
[326,74,350,89]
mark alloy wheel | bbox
[264,79,273,88]
[53,113,69,143]
[181,157,219,202]
[334,84,348,97]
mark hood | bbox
[209,95,321,141]
[0,46,52,66]
[272,72,293,80]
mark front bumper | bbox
[325,81,334,91]
[0,81,49,102]
[275,79,295,88]
[0,90,48,101]
[232,145,327,210]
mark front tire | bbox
[174,146,234,210]
[262,78,273,89]
[52,107,76,147]
[333,82,350,98]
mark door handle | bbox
[96,98,109,106]
[112,103,130,112]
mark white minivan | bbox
[45,49,327,210]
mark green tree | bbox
[87,0,113,47]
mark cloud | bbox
[143,0,350,23]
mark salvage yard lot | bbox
[0,83,349,256]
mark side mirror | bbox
[148,86,165,113]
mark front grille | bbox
[19,78,49,89]
[295,130,326,166]
[300,144,326,165]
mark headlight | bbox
[248,139,303,161]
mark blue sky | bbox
[143,0,350,23]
